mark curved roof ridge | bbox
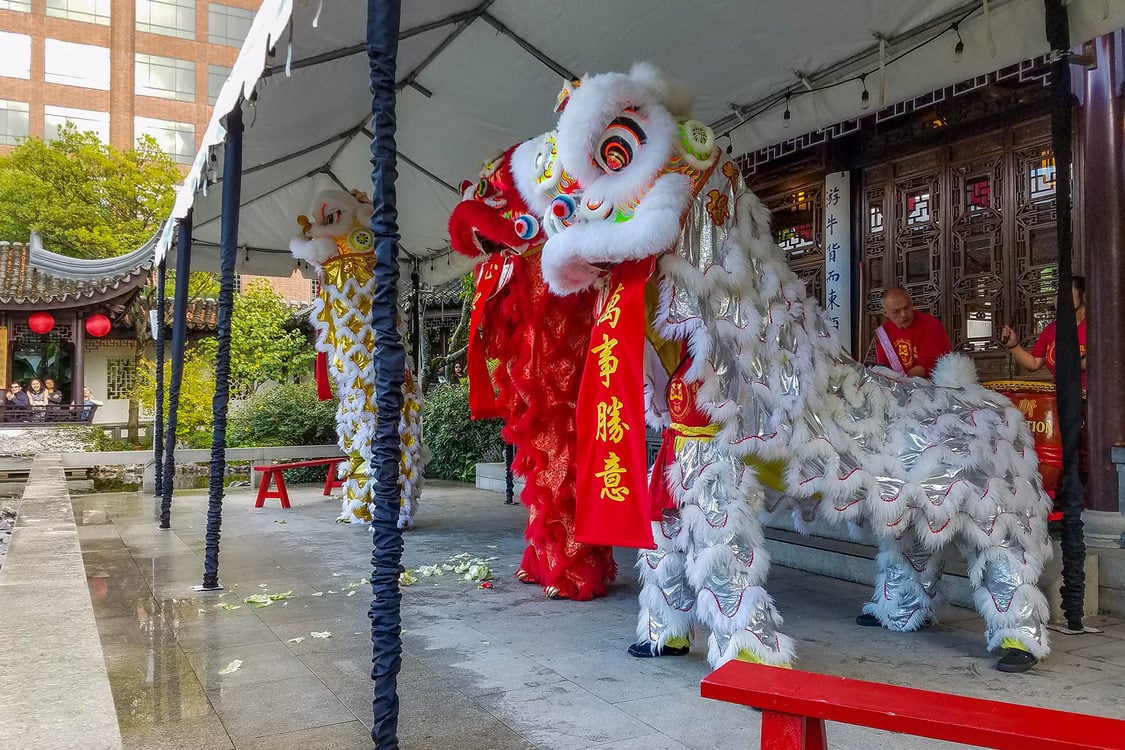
[27,229,159,281]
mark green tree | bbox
[195,280,314,395]
[0,124,181,258]
[135,346,218,448]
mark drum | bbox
[982,380,1062,501]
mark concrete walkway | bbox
[29,477,1125,748]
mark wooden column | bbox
[1082,33,1125,514]
[73,313,85,415]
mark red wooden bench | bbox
[253,458,347,508]
[701,661,1125,750]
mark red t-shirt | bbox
[1031,319,1087,387]
[875,310,951,377]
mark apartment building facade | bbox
[0,0,263,160]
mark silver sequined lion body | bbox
[537,64,1053,668]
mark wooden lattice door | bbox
[860,117,1071,380]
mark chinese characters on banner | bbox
[573,258,656,549]
[823,171,852,354]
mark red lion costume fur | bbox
[448,142,616,600]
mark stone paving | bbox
[65,480,1125,749]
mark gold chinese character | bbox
[596,452,629,502]
[591,333,619,387]
[596,396,629,444]
[597,283,625,328]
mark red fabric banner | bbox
[574,258,656,549]
[315,351,334,401]
[466,255,505,419]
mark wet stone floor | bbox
[73,483,1125,750]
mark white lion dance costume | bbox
[290,189,424,528]
[535,65,1053,673]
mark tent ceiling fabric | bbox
[157,0,1125,286]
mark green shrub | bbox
[228,382,338,448]
[422,382,503,482]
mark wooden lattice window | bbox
[106,358,135,400]
[763,184,825,307]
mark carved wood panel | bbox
[762,183,825,307]
[859,117,1070,379]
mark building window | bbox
[135,53,195,102]
[0,100,29,146]
[45,106,110,143]
[0,1,31,11]
[208,3,253,47]
[136,0,195,40]
[0,32,32,80]
[46,0,111,25]
[134,116,194,163]
[45,40,111,90]
[208,63,231,105]
[106,358,135,400]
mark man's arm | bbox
[1001,324,1046,372]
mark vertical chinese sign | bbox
[574,259,656,549]
[823,171,852,354]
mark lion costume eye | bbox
[593,107,647,174]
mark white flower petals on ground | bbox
[243,591,295,607]
[218,660,242,675]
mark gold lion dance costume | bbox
[290,189,424,529]
[526,64,1052,673]
[447,135,617,600]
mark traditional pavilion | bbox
[0,234,155,420]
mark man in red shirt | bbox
[1000,276,1087,388]
[873,287,952,378]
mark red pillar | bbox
[1082,33,1125,514]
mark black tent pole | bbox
[366,1,405,747]
[1044,0,1085,629]
[153,256,167,500]
[201,105,244,591]
[159,212,192,529]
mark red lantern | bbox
[28,311,55,334]
[85,314,112,338]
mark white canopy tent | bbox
[155,0,1125,285]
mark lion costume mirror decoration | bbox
[524,64,1053,673]
[290,189,424,529]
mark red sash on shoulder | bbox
[574,258,656,550]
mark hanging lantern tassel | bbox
[28,311,55,334]
[85,314,112,338]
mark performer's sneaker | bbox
[628,641,688,658]
[996,648,1038,673]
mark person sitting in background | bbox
[873,287,952,378]
[4,381,29,422]
[81,386,104,421]
[26,378,49,422]
[1000,276,1087,388]
[44,378,63,418]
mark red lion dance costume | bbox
[448,137,616,600]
